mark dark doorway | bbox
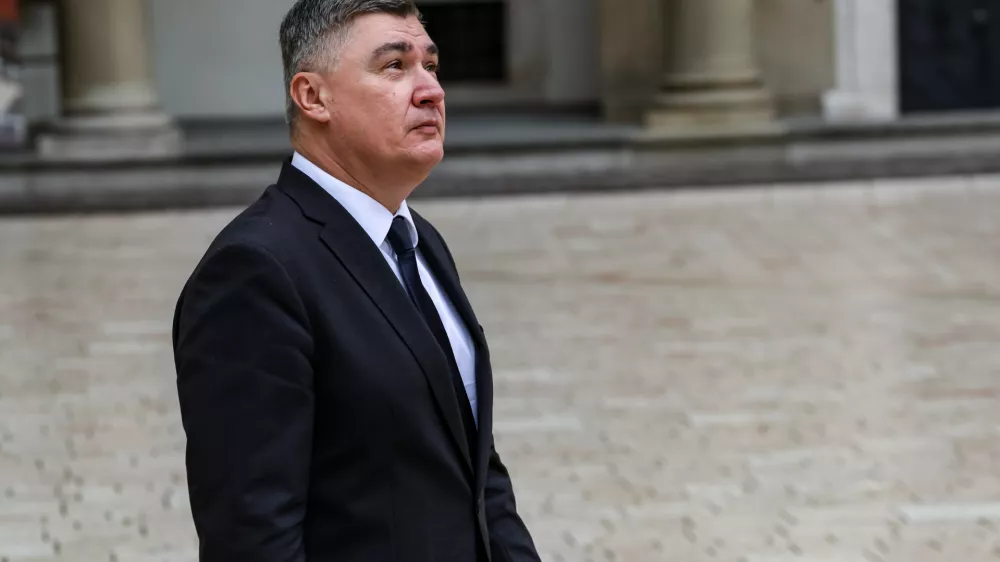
[899,0,1000,113]
[417,1,507,84]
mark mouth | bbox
[413,120,440,134]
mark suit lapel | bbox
[276,161,474,477]
[410,212,485,352]
[411,211,495,490]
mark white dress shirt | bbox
[292,152,478,424]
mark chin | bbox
[410,143,445,167]
[392,151,441,188]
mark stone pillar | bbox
[645,0,776,133]
[37,0,180,160]
[822,0,898,122]
[597,0,663,123]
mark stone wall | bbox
[599,0,835,123]
[15,0,834,125]
[596,0,663,124]
[755,0,836,117]
[148,0,600,119]
[17,0,58,122]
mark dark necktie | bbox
[386,216,478,456]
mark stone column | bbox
[645,0,775,133]
[822,0,898,122]
[597,0,663,123]
[37,0,180,160]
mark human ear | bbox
[290,72,332,124]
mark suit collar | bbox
[276,157,337,226]
[288,152,419,249]
[276,158,477,478]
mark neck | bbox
[292,138,409,214]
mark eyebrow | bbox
[371,41,439,59]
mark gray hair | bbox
[279,0,421,125]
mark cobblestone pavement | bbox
[4,176,1000,562]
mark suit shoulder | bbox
[179,187,316,298]
[205,186,309,260]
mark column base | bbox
[645,85,776,134]
[35,112,182,161]
[822,89,897,123]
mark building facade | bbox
[9,0,1000,156]
[0,0,22,145]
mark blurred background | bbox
[4,0,1000,560]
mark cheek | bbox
[341,82,413,143]
[393,88,412,115]
[375,91,412,135]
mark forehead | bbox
[343,13,433,54]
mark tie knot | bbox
[386,215,414,256]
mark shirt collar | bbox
[291,151,418,249]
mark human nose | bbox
[413,70,445,107]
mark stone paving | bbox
[4,176,1000,561]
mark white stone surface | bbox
[4,176,1000,560]
[823,0,899,122]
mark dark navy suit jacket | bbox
[172,160,541,562]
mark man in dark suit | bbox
[171,1,541,560]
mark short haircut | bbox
[279,0,421,125]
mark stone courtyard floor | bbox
[3,176,1000,561]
